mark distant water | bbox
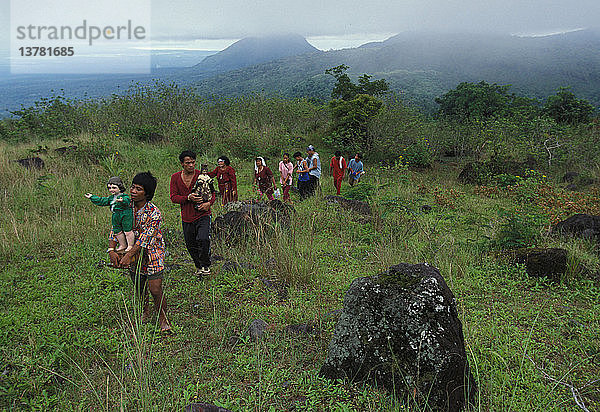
[0,49,215,117]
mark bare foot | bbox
[159,317,172,333]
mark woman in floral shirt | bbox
[108,172,170,332]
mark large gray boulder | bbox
[320,263,475,411]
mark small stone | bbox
[260,278,289,300]
[553,214,600,239]
[227,335,243,346]
[285,322,319,336]
[53,145,78,155]
[508,247,567,282]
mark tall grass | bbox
[1,93,599,410]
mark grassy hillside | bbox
[0,92,599,410]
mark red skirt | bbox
[218,181,237,205]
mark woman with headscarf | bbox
[253,157,276,201]
[208,155,238,205]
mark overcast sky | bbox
[1,0,599,51]
[149,0,599,47]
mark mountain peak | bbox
[193,34,319,73]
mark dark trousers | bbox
[297,179,309,199]
[307,175,319,196]
[183,216,211,269]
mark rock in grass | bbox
[507,248,567,282]
[221,259,254,273]
[562,171,580,183]
[260,278,289,300]
[184,403,233,412]
[285,322,320,337]
[212,211,250,242]
[319,263,476,412]
[53,145,78,155]
[16,157,44,169]
[246,319,268,342]
[552,214,600,239]
[213,200,294,243]
[324,195,371,215]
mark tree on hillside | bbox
[542,87,595,125]
[326,64,389,100]
[435,81,538,120]
[325,65,389,150]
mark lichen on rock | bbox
[319,263,476,411]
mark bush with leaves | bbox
[493,210,544,249]
[435,81,539,121]
[10,95,83,139]
[342,183,376,201]
[543,87,596,125]
[400,137,433,168]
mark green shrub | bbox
[9,95,83,139]
[343,183,375,201]
[493,210,544,249]
[119,125,163,142]
[170,119,212,154]
[400,137,433,168]
[494,173,524,187]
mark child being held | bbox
[190,164,216,210]
[85,176,134,252]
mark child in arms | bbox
[190,164,216,210]
[85,176,134,252]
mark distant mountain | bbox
[2,31,600,116]
[191,34,320,73]
[193,30,600,112]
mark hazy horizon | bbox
[2,0,599,59]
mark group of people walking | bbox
[90,146,365,333]
[255,146,365,201]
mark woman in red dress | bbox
[253,157,276,201]
[208,156,238,205]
